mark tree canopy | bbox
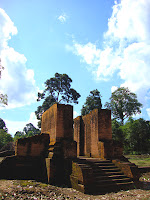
[35,73,81,127]
[81,89,102,116]
[105,87,142,124]
[113,118,150,154]
[0,118,13,149]
[0,118,7,131]
[0,129,13,149]
[14,131,25,141]
[23,123,40,136]
[14,123,40,141]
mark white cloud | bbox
[72,0,150,106]
[111,86,118,93]
[73,111,79,119]
[5,112,39,136]
[0,8,38,109]
[58,13,67,23]
[146,108,150,118]
[105,0,150,42]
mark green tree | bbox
[111,119,124,142]
[105,87,142,125]
[123,118,150,154]
[0,118,7,131]
[0,129,13,149]
[81,89,102,116]
[23,123,40,137]
[14,131,25,141]
[35,73,81,127]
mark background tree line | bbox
[0,72,149,155]
[0,119,41,150]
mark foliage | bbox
[23,123,40,137]
[112,117,150,154]
[111,119,124,142]
[35,96,56,128]
[0,94,8,106]
[81,89,102,116]
[0,118,7,131]
[0,129,13,149]
[105,87,142,124]
[14,123,40,140]
[123,118,150,154]
[35,73,81,127]
[14,131,25,141]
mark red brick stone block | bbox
[15,133,50,157]
[74,109,114,158]
[41,104,73,143]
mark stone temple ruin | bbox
[0,103,140,194]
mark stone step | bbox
[92,163,115,166]
[92,165,119,169]
[95,177,132,185]
[95,171,125,177]
[94,174,128,180]
[74,157,137,194]
[92,181,135,194]
[78,157,112,163]
[93,168,121,173]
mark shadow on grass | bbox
[135,181,150,190]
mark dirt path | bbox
[0,175,150,200]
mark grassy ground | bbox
[125,154,150,167]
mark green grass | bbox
[14,180,37,187]
[14,180,49,188]
[125,155,150,167]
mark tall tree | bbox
[122,118,150,154]
[105,87,142,124]
[23,123,40,137]
[35,73,81,127]
[0,118,7,130]
[81,89,102,116]
[0,129,13,149]
[111,119,124,142]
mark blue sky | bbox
[0,0,150,136]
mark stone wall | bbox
[90,109,99,157]
[74,116,81,156]
[41,103,73,144]
[74,108,123,159]
[98,109,112,140]
[15,133,50,157]
[82,113,91,157]
[41,104,77,184]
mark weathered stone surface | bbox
[74,109,113,158]
[74,116,84,156]
[15,133,50,157]
[112,158,141,181]
[41,104,73,143]
[70,159,93,193]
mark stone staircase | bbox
[89,159,135,194]
[70,157,136,194]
